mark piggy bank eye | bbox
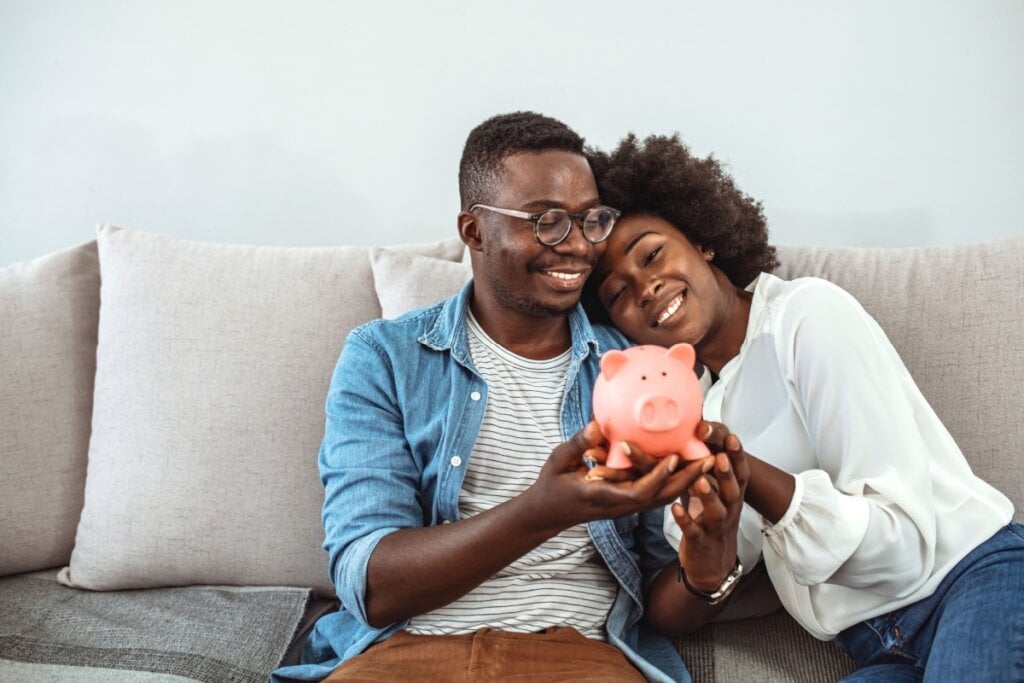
[661,371,667,377]
[641,375,647,380]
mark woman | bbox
[584,134,1022,681]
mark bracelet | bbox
[676,556,743,605]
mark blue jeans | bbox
[833,522,1024,682]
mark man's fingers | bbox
[633,455,714,503]
[582,446,608,466]
[619,441,660,473]
[550,422,605,471]
[585,464,635,482]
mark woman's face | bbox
[594,213,725,349]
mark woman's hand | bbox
[671,421,749,591]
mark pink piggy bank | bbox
[593,344,710,469]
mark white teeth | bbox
[656,295,683,325]
[548,271,581,282]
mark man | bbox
[274,112,720,682]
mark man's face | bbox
[474,150,604,318]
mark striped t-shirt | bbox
[404,312,617,639]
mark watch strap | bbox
[677,556,743,605]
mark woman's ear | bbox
[458,211,484,252]
[701,247,716,262]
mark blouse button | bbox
[470,391,481,401]
[450,456,463,467]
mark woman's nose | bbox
[639,279,662,307]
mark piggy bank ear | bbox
[600,350,629,380]
[666,343,696,368]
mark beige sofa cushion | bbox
[60,226,461,594]
[0,242,100,576]
[775,237,1023,519]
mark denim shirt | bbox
[272,281,688,683]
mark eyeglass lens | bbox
[536,208,616,245]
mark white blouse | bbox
[664,273,1013,640]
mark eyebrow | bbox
[520,197,602,212]
[594,230,658,289]
[624,230,655,255]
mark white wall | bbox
[2,0,1022,266]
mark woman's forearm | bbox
[743,455,795,524]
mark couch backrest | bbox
[775,238,1024,520]
[1,226,466,589]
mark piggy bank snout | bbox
[635,395,681,432]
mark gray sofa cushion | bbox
[0,570,309,682]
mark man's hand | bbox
[519,421,715,536]
[365,420,711,628]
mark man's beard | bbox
[490,275,578,318]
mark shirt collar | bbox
[419,278,602,363]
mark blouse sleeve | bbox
[761,281,940,597]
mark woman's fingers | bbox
[713,452,742,506]
[671,502,704,541]
[690,475,728,525]
[698,420,731,453]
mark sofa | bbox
[1,225,1020,682]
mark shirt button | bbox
[450,456,462,467]
[470,391,481,401]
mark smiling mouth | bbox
[654,292,685,327]
[543,269,587,288]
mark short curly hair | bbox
[583,133,777,321]
[459,111,586,210]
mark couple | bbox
[275,112,1021,682]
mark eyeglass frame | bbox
[468,203,621,246]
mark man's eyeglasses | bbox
[469,204,621,247]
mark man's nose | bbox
[551,219,592,256]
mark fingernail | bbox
[666,455,679,471]
[701,458,715,473]
[619,442,631,457]
[585,472,605,481]
[700,423,712,439]
[718,455,730,473]
[697,477,711,494]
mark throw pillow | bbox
[371,245,471,319]
[0,241,100,576]
[60,226,461,594]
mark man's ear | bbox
[458,211,484,252]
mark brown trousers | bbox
[323,627,648,682]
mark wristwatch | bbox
[677,557,743,605]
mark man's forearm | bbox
[364,488,561,628]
